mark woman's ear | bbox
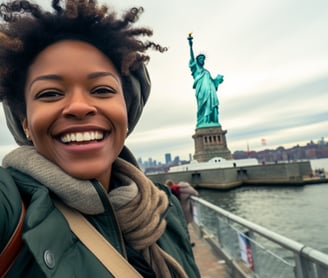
[21,118,31,140]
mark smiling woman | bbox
[0,1,200,278]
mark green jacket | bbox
[0,167,200,277]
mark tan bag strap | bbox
[54,200,142,278]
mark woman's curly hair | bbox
[0,0,166,120]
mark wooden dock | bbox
[189,225,229,278]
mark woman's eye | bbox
[35,90,63,100]
[91,86,116,96]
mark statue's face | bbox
[196,55,205,66]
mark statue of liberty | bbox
[187,33,224,128]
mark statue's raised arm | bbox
[188,33,195,61]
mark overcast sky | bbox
[1,0,328,163]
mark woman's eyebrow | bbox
[28,74,63,89]
[87,72,121,84]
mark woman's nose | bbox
[62,91,97,119]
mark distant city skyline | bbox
[137,136,327,165]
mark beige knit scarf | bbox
[3,146,187,278]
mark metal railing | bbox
[191,196,328,278]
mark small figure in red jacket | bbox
[165,180,199,224]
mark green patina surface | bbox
[188,33,224,128]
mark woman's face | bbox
[23,40,128,190]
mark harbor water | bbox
[198,182,328,254]
[196,158,328,253]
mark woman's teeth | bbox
[60,131,104,143]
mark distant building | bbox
[173,156,180,164]
[165,153,172,165]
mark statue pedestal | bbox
[192,126,232,162]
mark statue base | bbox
[192,126,232,162]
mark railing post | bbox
[216,215,224,248]
[294,253,305,278]
[192,201,204,239]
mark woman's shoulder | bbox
[153,182,185,221]
[0,166,21,203]
[153,182,171,196]
[0,166,23,251]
